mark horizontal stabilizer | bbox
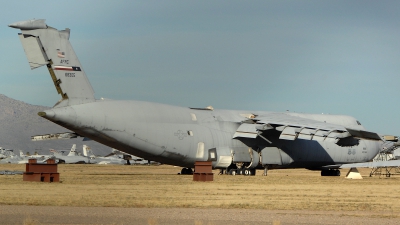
[9,19,47,30]
[31,132,81,141]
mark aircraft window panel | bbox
[191,113,197,121]
[188,131,193,136]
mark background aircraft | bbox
[82,145,126,165]
[0,147,14,159]
[9,19,390,176]
[51,144,91,164]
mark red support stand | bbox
[23,158,59,182]
[193,161,213,181]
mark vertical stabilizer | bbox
[83,145,88,157]
[83,145,95,158]
[67,144,77,156]
[9,19,95,106]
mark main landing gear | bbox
[321,169,341,176]
[228,168,256,176]
[180,167,193,175]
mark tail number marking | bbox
[60,59,69,64]
[65,73,75,77]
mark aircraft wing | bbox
[233,112,381,143]
[31,132,81,141]
[339,160,400,168]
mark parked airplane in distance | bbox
[0,149,49,164]
[9,19,398,176]
[0,149,27,164]
[82,145,126,165]
[20,150,53,161]
[51,144,91,164]
[0,147,13,159]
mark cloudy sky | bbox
[1,1,400,135]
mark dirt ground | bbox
[0,164,399,224]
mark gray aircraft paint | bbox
[50,144,92,164]
[83,145,126,165]
[9,19,385,171]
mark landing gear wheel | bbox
[321,169,341,176]
[180,167,193,175]
[243,169,256,176]
[229,169,237,176]
[250,169,256,176]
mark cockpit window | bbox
[356,121,361,125]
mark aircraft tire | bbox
[321,169,340,176]
[244,169,251,176]
[181,167,193,175]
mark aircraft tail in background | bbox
[67,144,77,156]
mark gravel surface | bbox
[1,205,399,225]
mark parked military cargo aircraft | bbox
[9,19,394,176]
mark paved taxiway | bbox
[1,205,399,225]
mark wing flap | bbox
[279,126,299,140]
[233,112,381,145]
[233,123,258,139]
[297,128,315,140]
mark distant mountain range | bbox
[0,94,110,156]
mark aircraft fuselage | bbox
[40,100,382,169]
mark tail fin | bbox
[67,144,77,156]
[9,19,95,106]
[83,145,95,157]
[19,150,25,157]
[82,145,88,157]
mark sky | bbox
[1,1,400,135]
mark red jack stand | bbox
[23,158,60,182]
